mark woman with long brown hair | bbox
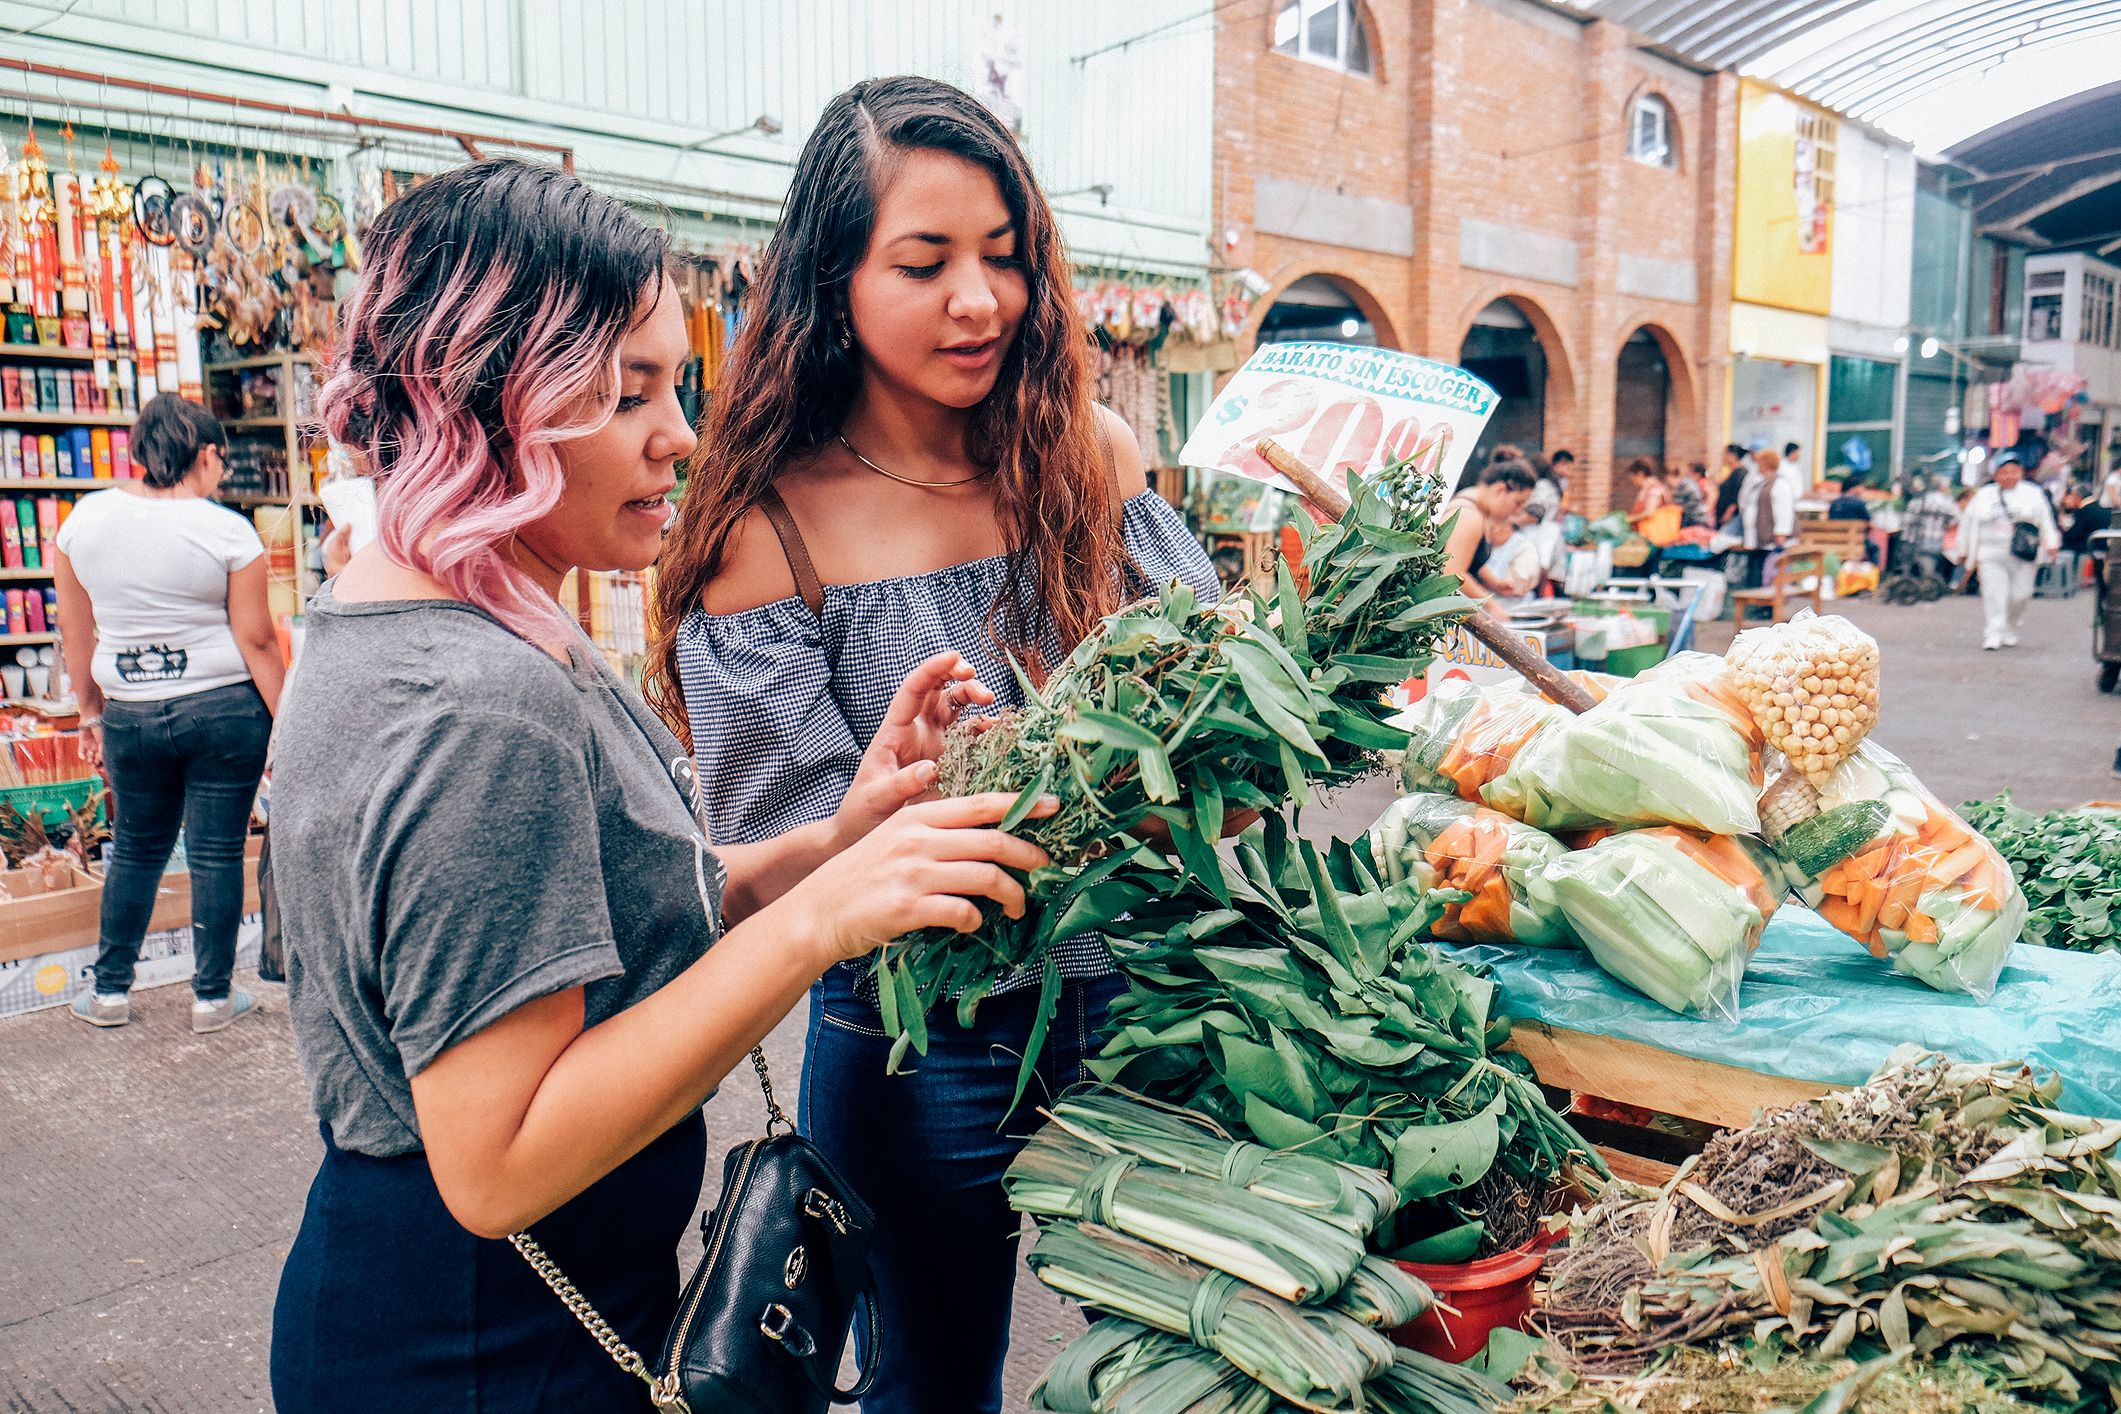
[646,76,1217,1412]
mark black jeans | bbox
[94,682,271,999]
[800,966,1126,1414]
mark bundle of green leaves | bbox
[1960,793,2121,954]
[874,459,1472,1079]
[1086,815,1600,1245]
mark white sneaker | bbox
[1983,638,2000,651]
[2001,631,2019,647]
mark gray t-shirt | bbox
[274,588,724,1157]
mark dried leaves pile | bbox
[1540,1049,2121,1409]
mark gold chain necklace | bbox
[838,434,993,489]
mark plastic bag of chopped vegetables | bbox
[1368,793,1578,947]
[1532,828,1786,1019]
[1771,742,2024,999]
[1486,654,1767,836]
[1391,675,1612,807]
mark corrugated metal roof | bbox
[1556,0,2121,130]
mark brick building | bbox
[1216,0,1738,511]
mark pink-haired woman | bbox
[267,160,1051,1411]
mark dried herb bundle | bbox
[874,460,1471,1077]
[1541,1048,2121,1409]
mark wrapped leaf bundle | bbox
[1023,1222,1424,1412]
[1037,1089,1401,1237]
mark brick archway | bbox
[1453,291,1579,465]
[1243,267,1403,352]
[1453,290,1578,413]
[1615,319,1702,470]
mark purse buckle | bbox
[802,1187,851,1234]
[758,1302,817,1358]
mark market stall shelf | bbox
[204,352,323,613]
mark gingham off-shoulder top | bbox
[679,489,1220,993]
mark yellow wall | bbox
[1733,79,1834,315]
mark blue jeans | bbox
[801,964,1124,1414]
[94,682,271,999]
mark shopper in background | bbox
[1713,443,1750,530]
[1826,479,1873,523]
[644,79,1220,1414]
[1960,452,2061,651]
[1783,440,1807,490]
[2099,457,2121,511]
[1626,456,1670,521]
[268,160,1052,1414]
[1669,461,1712,530]
[1738,447,1797,587]
[1443,458,1539,600]
[1524,453,1562,524]
[1898,475,1959,579]
[2062,484,2112,557]
[53,394,281,1034]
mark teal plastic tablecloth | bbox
[1448,907,2121,1119]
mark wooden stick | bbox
[1254,437,1600,715]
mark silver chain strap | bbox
[509,1230,688,1410]
[508,1045,789,1413]
[750,1044,793,1134]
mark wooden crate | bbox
[0,861,102,964]
[1505,1021,1837,1182]
[140,834,266,935]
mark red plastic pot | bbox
[1388,1240,1547,1363]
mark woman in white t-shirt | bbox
[53,394,284,1033]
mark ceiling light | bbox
[1340,317,1361,338]
[1921,336,1940,358]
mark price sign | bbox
[1178,341,1499,493]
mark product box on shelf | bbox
[0,859,102,965]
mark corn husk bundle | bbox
[1037,1089,1402,1237]
[1531,828,1788,1019]
[1087,817,1600,1215]
[875,460,1473,1085]
[1724,612,1881,787]
[1030,1319,1513,1414]
[1024,1222,1426,1412]
[1484,653,1766,836]
[1540,1048,2121,1409]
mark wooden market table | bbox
[1504,1021,1836,1184]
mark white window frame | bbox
[1272,0,1373,78]
[1626,95,1677,169]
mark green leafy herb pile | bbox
[1084,816,1601,1250]
[1959,794,2121,954]
[1540,1048,2121,1409]
[875,459,1472,1077]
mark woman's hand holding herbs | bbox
[788,791,1059,966]
[833,652,996,848]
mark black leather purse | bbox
[512,1049,883,1414]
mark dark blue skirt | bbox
[272,1114,706,1413]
